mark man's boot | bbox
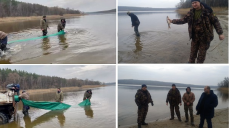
[142,122,148,125]
[138,123,142,128]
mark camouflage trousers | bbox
[184,105,194,122]
[189,39,210,63]
[170,104,181,119]
[137,105,148,123]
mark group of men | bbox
[135,84,218,128]
[127,0,224,63]
[0,16,66,54]
[19,88,92,116]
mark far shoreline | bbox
[0,14,84,24]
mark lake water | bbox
[0,13,116,64]
[0,85,116,128]
[118,84,229,127]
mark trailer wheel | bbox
[0,112,8,124]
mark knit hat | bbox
[127,11,130,15]
[172,84,176,87]
[22,90,26,93]
[142,84,147,88]
[191,0,200,3]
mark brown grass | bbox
[0,85,105,96]
[218,87,229,94]
[0,14,84,23]
[176,7,228,15]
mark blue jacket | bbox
[128,13,140,26]
[196,90,218,118]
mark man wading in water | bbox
[168,0,224,63]
[127,12,140,37]
[40,15,49,36]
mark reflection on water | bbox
[134,37,142,54]
[58,35,68,50]
[0,85,115,128]
[42,37,51,51]
[118,85,229,126]
[217,89,229,102]
[84,106,94,118]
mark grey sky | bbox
[0,65,115,83]
[119,0,182,8]
[19,0,116,12]
[118,65,229,86]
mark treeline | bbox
[0,0,81,18]
[176,0,228,8]
[0,68,104,90]
[218,77,229,88]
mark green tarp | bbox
[21,99,71,110]
[78,99,91,106]
[8,31,65,44]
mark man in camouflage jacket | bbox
[168,0,224,63]
[135,84,154,128]
[166,84,182,121]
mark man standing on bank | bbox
[135,84,154,128]
[40,15,49,36]
[196,86,218,128]
[168,0,224,63]
[127,12,140,37]
[166,84,182,121]
[182,87,195,126]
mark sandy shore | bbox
[120,108,229,128]
[0,14,83,23]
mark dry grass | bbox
[0,14,84,23]
[176,7,228,15]
[0,85,105,95]
[218,87,229,94]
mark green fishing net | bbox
[78,99,91,106]
[8,31,65,44]
[21,99,71,110]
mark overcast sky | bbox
[19,0,116,12]
[119,0,181,8]
[0,65,115,83]
[118,65,229,86]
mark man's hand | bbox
[187,102,190,106]
[132,25,134,27]
[41,29,44,31]
[180,103,182,106]
[219,34,224,40]
[166,103,168,106]
[60,101,62,103]
[151,102,154,106]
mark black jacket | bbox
[196,90,218,118]
[129,13,140,26]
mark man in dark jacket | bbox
[135,84,153,128]
[196,86,218,128]
[166,84,182,121]
[83,89,92,102]
[168,0,224,63]
[57,18,66,32]
[127,12,140,36]
[40,15,49,36]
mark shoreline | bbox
[0,14,84,23]
[119,107,229,128]
[1,85,106,96]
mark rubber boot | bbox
[142,122,148,125]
